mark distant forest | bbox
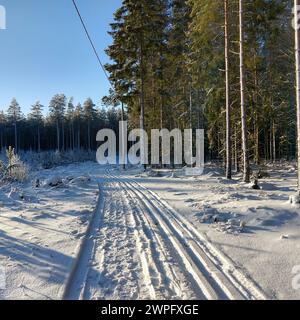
[0,95,122,152]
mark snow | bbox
[0,162,100,299]
[0,161,299,300]
[126,164,300,300]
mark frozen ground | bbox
[0,162,299,300]
[128,164,300,300]
[0,162,101,299]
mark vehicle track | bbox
[107,170,267,300]
[62,182,104,300]
[63,171,266,300]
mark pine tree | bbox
[295,0,300,190]
[66,98,75,150]
[74,103,83,150]
[106,0,169,150]
[83,98,96,151]
[0,111,6,150]
[224,0,232,179]
[188,0,225,160]
[168,0,191,131]
[239,0,250,183]
[7,98,22,151]
[29,101,44,152]
[49,94,66,151]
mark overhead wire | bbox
[71,0,114,90]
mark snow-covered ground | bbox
[0,162,299,300]
[128,164,300,300]
[0,162,101,299]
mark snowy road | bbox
[63,170,266,300]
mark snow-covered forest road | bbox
[63,170,266,300]
[1,162,300,300]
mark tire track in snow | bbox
[107,171,267,300]
[63,170,267,300]
[135,181,267,300]
[82,181,150,300]
[122,185,199,299]
[62,182,104,300]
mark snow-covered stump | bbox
[251,179,260,190]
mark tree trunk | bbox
[295,0,300,190]
[254,60,259,165]
[239,0,250,183]
[273,121,276,162]
[121,102,126,170]
[72,122,75,150]
[140,40,146,170]
[269,124,273,162]
[225,0,232,179]
[77,127,80,150]
[160,91,164,168]
[62,121,65,151]
[189,86,193,168]
[234,124,239,172]
[14,122,18,152]
[87,121,91,151]
[254,112,259,165]
[37,125,41,153]
[56,120,60,151]
[0,130,3,151]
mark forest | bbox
[0,0,297,183]
[0,96,122,152]
[105,0,295,182]
[1,0,300,302]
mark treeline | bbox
[0,95,122,152]
[105,0,295,180]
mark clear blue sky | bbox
[0,0,121,115]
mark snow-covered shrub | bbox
[0,147,29,182]
[8,161,28,182]
[20,149,96,169]
[40,151,62,169]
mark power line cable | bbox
[71,0,114,89]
